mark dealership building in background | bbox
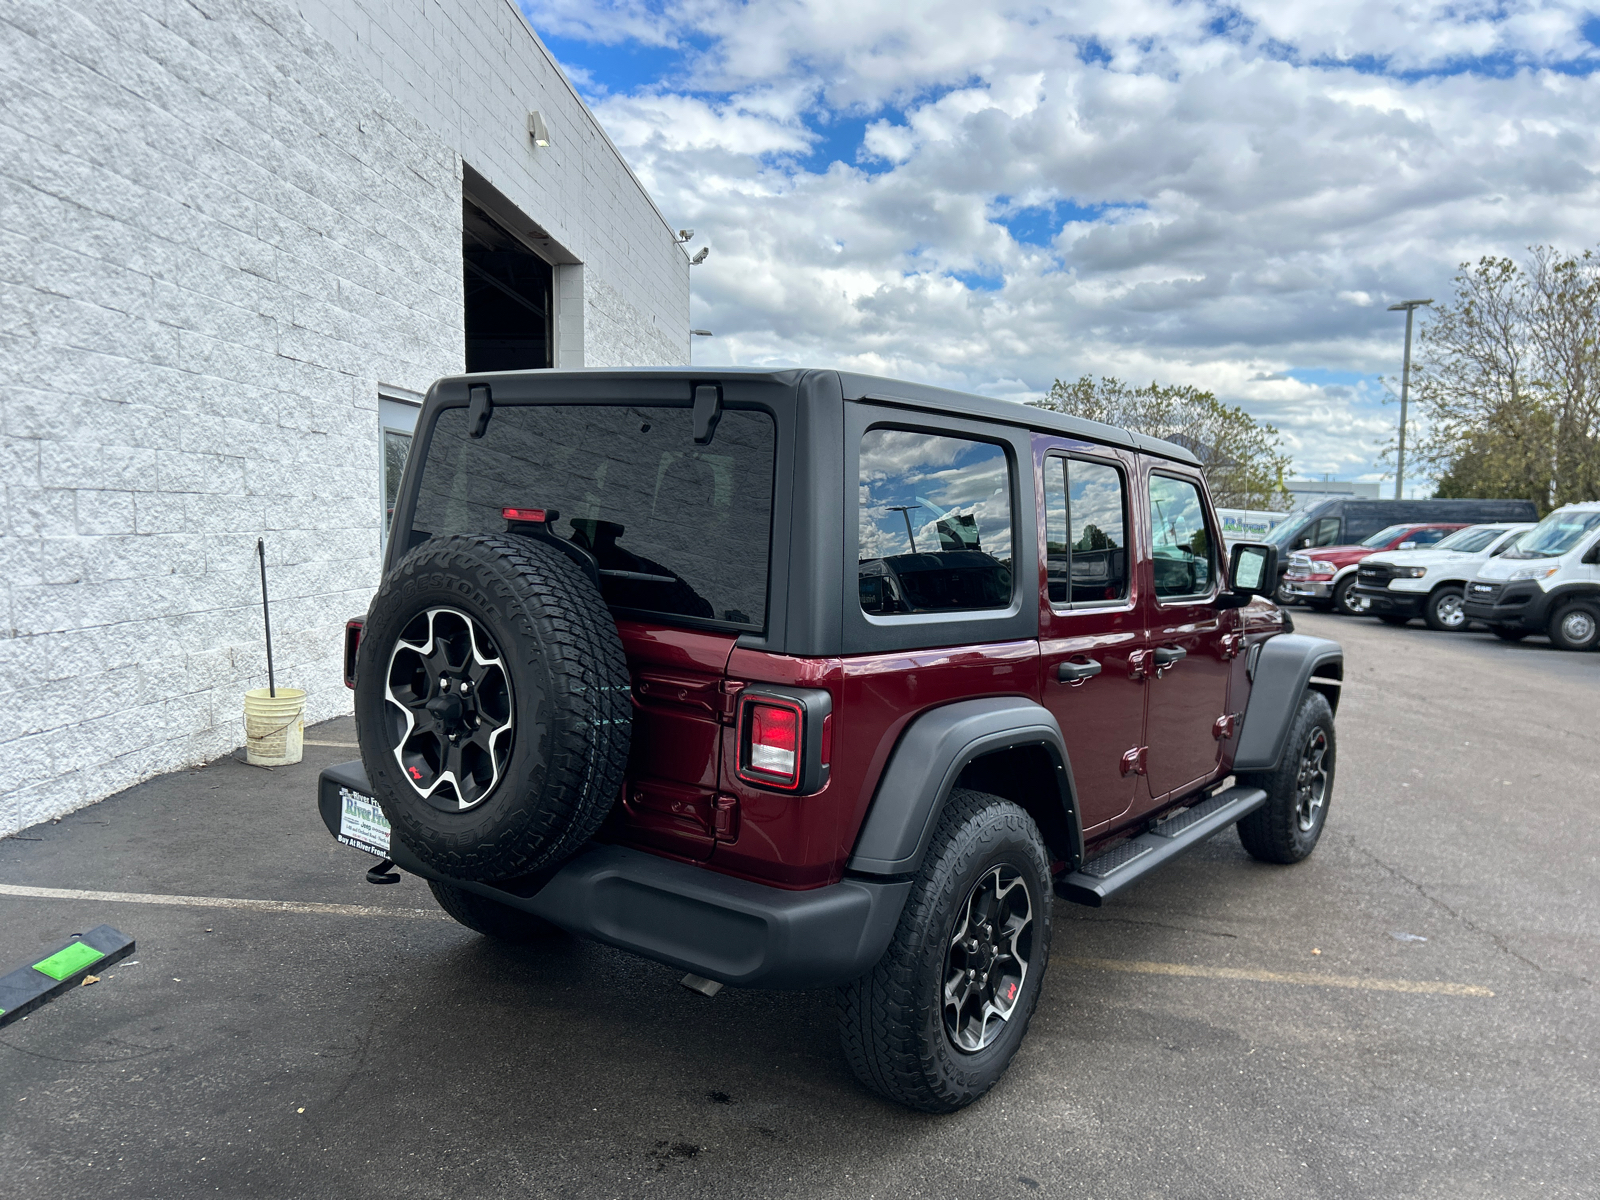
[1,0,691,834]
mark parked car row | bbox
[1279,500,1600,652]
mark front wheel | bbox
[1549,600,1600,651]
[1423,586,1468,633]
[1332,576,1367,616]
[1236,690,1335,864]
[837,790,1052,1113]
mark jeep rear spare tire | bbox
[354,534,631,882]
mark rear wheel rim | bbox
[1296,729,1330,832]
[1560,609,1596,645]
[384,607,515,812]
[1435,592,1465,628]
[943,866,1034,1053]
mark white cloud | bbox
[526,1,1600,483]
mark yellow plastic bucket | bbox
[244,687,305,766]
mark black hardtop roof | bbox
[433,366,1201,467]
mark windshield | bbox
[1501,509,1600,559]
[410,403,776,630]
[1359,524,1415,548]
[1264,511,1313,549]
[1433,526,1504,554]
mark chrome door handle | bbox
[1057,659,1104,682]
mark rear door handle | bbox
[1152,647,1187,670]
[1057,659,1104,682]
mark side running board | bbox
[1053,784,1268,907]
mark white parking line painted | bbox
[0,883,448,920]
[1066,956,1494,997]
[303,740,360,748]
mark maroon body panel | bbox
[609,620,738,862]
[1031,434,1147,834]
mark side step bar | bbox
[1053,785,1267,907]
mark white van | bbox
[1352,523,1534,631]
[1462,502,1600,650]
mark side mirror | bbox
[1398,541,1417,550]
[1226,542,1279,602]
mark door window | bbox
[1405,527,1451,546]
[1311,517,1342,546]
[858,429,1014,614]
[1148,474,1215,600]
[1044,457,1130,606]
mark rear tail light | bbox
[343,619,363,689]
[732,686,833,793]
[744,701,801,787]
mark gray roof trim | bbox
[437,366,1201,466]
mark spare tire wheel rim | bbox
[384,607,515,812]
[943,866,1034,1053]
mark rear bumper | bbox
[317,762,909,989]
[1352,586,1424,617]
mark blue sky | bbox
[526,1,1600,491]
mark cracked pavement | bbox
[1,610,1596,1198]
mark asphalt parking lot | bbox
[2,610,1596,1199]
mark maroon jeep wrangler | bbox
[319,368,1342,1112]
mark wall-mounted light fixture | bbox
[527,110,551,147]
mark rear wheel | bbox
[1548,600,1600,651]
[837,790,1051,1113]
[1236,691,1335,865]
[1423,586,1468,633]
[1490,625,1529,642]
[428,879,558,944]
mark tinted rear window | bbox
[411,404,776,630]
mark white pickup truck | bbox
[1351,523,1533,631]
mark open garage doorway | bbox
[463,196,553,372]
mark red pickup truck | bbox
[1280,523,1467,614]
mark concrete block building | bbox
[0,0,692,834]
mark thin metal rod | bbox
[1396,305,1416,500]
[258,538,276,698]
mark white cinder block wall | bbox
[0,0,690,835]
[293,0,691,367]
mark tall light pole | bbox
[1387,298,1433,499]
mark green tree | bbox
[1032,376,1293,509]
[1416,247,1600,513]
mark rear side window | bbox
[1044,456,1130,606]
[411,404,775,630]
[1148,474,1215,599]
[858,429,1014,615]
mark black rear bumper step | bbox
[1053,785,1267,907]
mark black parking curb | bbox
[0,924,135,1028]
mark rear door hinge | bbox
[713,793,740,841]
[1119,746,1148,777]
[1212,713,1237,740]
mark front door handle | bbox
[1057,658,1104,683]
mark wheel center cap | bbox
[426,692,466,723]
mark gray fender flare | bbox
[846,696,1081,876]
[1233,633,1344,773]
